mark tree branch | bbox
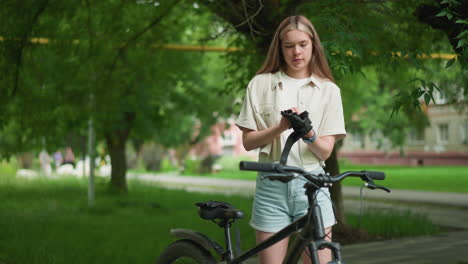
[11,0,50,97]
[415,1,466,56]
[105,0,183,82]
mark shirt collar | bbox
[272,71,324,90]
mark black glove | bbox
[280,110,312,138]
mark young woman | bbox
[236,15,346,264]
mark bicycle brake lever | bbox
[365,182,391,193]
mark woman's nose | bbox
[293,45,301,54]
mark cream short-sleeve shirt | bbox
[236,71,346,170]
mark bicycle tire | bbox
[156,239,217,264]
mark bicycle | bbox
[157,112,390,264]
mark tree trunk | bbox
[199,154,219,174]
[324,146,346,226]
[105,112,135,193]
[16,152,34,169]
[106,133,128,193]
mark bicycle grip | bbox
[366,171,386,180]
[239,161,278,172]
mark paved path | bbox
[343,230,468,264]
[130,172,468,208]
[130,172,468,264]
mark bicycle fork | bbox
[284,187,344,264]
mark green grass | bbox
[177,157,468,193]
[0,161,443,263]
[340,163,468,193]
[346,208,440,238]
[0,175,256,263]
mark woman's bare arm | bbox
[304,129,336,161]
[240,115,290,151]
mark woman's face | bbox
[281,29,313,78]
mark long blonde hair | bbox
[257,15,335,82]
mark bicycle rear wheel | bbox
[156,239,217,264]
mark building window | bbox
[437,123,449,143]
[462,122,468,144]
[435,89,447,104]
[352,132,365,148]
[221,133,235,147]
[369,130,384,149]
[408,128,425,143]
[370,130,383,141]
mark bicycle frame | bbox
[226,182,343,264]
[159,122,388,264]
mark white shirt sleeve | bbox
[236,82,258,131]
[318,84,347,140]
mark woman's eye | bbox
[285,46,294,48]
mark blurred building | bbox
[192,90,468,166]
[189,120,257,159]
[340,90,468,166]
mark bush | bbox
[141,142,165,172]
[198,155,220,174]
[182,158,200,175]
[160,158,177,172]
[0,159,17,179]
[125,143,139,170]
[216,155,256,171]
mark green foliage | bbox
[200,0,466,135]
[0,1,234,159]
[181,158,201,175]
[391,78,439,117]
[160,158,177,172]
[298,0,451,78]
[436,0,468,69]
[222,35,263,115]
[0,159,17,178]
[2,0,466,188]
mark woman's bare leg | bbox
[256,230,289,264]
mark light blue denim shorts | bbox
[250,167,336,233]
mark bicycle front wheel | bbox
[156,239,217,264]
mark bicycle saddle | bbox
[196,201,244,220]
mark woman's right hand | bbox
[279,115,291,132]
[240,108,296,151]
[278,107,299,132]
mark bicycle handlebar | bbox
[239,161,279,173]
[239,161,389,192]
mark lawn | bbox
[0,160,440,264]
[340,163,468,193]
[0,174,255,264]
[179,156,468,194]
